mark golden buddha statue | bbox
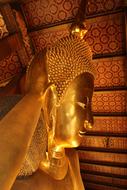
[0,23,95,190]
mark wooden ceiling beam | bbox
[77,147,127,154]
[85,181,127,190]
[84,132,127,137]
[75,0,88,23]
[93,112,127,117]
[94,86,127,91]
[82,173,127,188]
[79,160,127,168]
[81,169,127,179]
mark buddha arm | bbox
[0,93,43,190]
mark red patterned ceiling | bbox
[84,12,125,56]
[90,116,127,134]
[94,56,126,88]
[21,0,81,28]
[92,91,126,113]
[86,0,122,16]
[21,0,123,29]
[0,52,22,84]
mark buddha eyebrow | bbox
[76,102,86,109]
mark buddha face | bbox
[53,73,94,148]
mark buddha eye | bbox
[84,120,93,129]
[76,102,87,109]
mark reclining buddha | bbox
[0,24,95,190]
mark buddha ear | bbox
[42,84,58,132]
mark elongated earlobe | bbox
[42,84,58,133]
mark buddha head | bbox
[44,34,95,148]
[17,31,95,177]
